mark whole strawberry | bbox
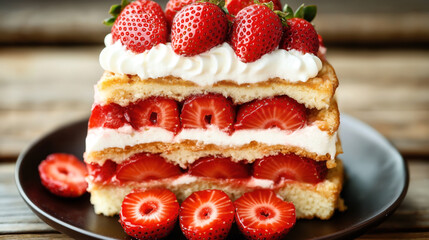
[109,0,168,53]
[171,2,228,56]
[280,4,319,54]
[165,0,197,27]
[231,4,283,63]
[226,0,281,18]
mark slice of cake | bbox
[84,0,345,223]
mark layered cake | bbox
[84,0,345,222]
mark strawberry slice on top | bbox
[171,2,228,56]
[126,97,180,133]
[116,153,182,182]
[38,153,88,198]
[180,94,235,133]
[234,189,296,240]
[188,156,251,179]
[235,96,307,131]
[120,189,179,240]
[108,0,168,53]
[180,189,235,240]
[253,153,328,184]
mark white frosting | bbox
[86,124,337,160]
[100,34,322,85]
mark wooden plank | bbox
[0,234,72,240]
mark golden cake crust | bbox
[87,159,345,220]
[95,61,338,110]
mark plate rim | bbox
[14,114,409,240]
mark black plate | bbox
[15,114,409,240]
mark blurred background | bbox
[0,0,428,159]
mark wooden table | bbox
[0,46,428,239]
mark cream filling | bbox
[100,34,322,85]
[85,125,337,160]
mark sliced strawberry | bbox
[116,153,182,182]
[234,189,296,240]
[88,103,126,129]
[126,97,180,133]
[231,4,283,63]
[180,189,234,240]
[120,189,179,239]
[280,18,319,54]
[253,154,328,184]
[180,94,235,133]
[171,2,228,56]
[111,0,168,53]
[189,156,250,179]
[86,160,117,184]
[226,0,281,18]
[235,96,306,131]
[38,153,88,198]
[165,0,197,28]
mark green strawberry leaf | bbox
[103,0,132,26]
[303,5,317,22]
[294,4,305,19]
[283,4,294,19]
[275,10,288,26]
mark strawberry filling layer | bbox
[86,153,328,188]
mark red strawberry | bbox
[180,189,234,240]
[126,97,180,133]
[226,0,281,18]
[165,0,196,27]
[280,18,319,54]
[171,2,228,56]
[38,153,88,198]
[111,0,168,53]
[86,160,117,184]
[116,153,182,182]
[189,156,250,179]
[180,94,235,133]
[235,96,306,131]
[120,189,179,239]
[253,154,328,184]
[234,189,296,240]
[317,34,327,60]
[230,4,283,63]
[88,103,127,129]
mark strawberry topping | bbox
[181,94,235,133]
[234,189,296,240]
[38,153,88,198]
[111,0,168,53]
[189,156,251,179]
[165,0,197,28]
[235,96,307,131]
[89,103,126,129]
[231,4,283,63]
[171,2,228,56]
[180,189,235,240]
[120,189,179,239]
[116,153,182,182]
[226,0,281,18]
[126,97,180,133]
[253,153,328,184]
[86,160,117,184]
[280,18,319,54]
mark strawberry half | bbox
[126,97,180,133]
[231,4,283,63]
[180,189,235,240]
[253,154,328,184]
[88,103,127,129]
[234,189,296,240]
[111,0,168,53]
[180,94,235,133]
[116,153,182,182]
[188,156,251,179]
[171,2,228,56]
[226,0,281,18]
[86,160,117,184]
[165,0,196,28]
[120,189,179,239]
[235,96,306,131]
[38,153,88,198]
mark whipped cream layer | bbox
[86,125,337,160]
[100,34,323,85]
